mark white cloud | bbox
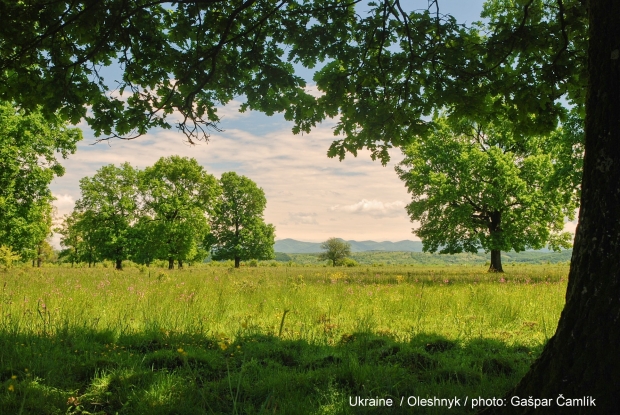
[304,85,324,98]
[52,109,417,243]
[288,212,319,225]
[330,199,407,218]
[52,194,76,218]
[214,99,250,120]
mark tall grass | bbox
[0,264,567,414]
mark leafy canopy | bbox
[74,163,140,269]
[395,112,581,256]
[209,172,275,267]
[0,1,354,144]
[0,101,81,259]
[318,238,352,266]
[139,156,219,266]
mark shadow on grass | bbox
[0,328,542,414]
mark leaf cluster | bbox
[0,0,355,144]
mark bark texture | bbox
[487,1,620,412]
[489,250,503,273]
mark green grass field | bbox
[0,263,568,414]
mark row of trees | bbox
[57,157,275,269]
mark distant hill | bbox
[274,238,423,253]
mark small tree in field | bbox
[318,238,351,267]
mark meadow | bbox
[0,263,568,414]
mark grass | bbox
[0,263,568,414]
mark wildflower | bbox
[177,348,184,353]
[11,375,16,380]
[67,397,80,406]
[8,385,14,392]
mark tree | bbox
[396,114,580,272]
[208,172,275,268]
[318,238,351,267]
[56,211,100,267]
[139,156,219,269]
[502,1,620,409]
[74,163,139,270]
[32,240,56,267]
[0,101,81,260]
[289,1,616,410]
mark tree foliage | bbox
[209,172,275,268]
[0,101,81,260]
[73,163,139,270]
[318,238,352,267]
[396,113,581,271]
[139,156,219,269]
[289,0,588,163]
[0,1,354,144]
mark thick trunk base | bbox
[483,2,620,412]
[488,250,503,273]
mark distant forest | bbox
[274,249,573,266]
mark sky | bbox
[49,0,502,247]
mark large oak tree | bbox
[396,114,580,272]
[74,163,140,270]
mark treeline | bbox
[56,156,275,270]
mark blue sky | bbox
[50,1,492,246]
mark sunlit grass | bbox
[0,263,568,414]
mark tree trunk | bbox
[37,257,41,268]
[168,258,174,270]
[234,256,240,268]
[487,212,503,272]
[115,259,122,270]
[178,259,183,269]
[488,2,620,412]
[488,250,503,273]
